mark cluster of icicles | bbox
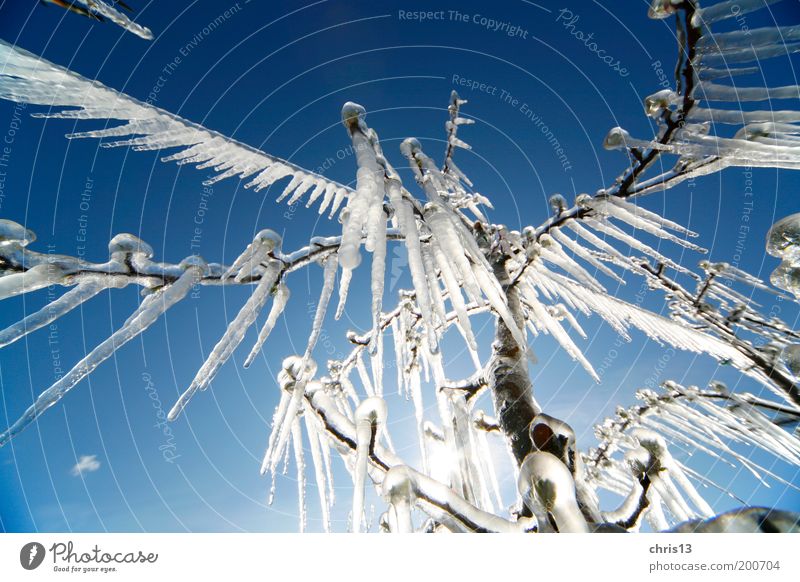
[587,380,800,530]
[605,0,800,194]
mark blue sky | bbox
[0,0,798,532]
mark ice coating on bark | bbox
[518,452,589,533]
[382,465,416,533]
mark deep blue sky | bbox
[0,0,798,532]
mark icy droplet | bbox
[0,219,36,247]
[603,127,631,150]
[108,233,154,259]
[780,344,800,376]
[767,213,800,259]
[648,0,678,20]
[645,90,677,117]
[767,213,800,298]
[549,194,568,215]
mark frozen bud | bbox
[179,255,207,271]
[0,219,36,247]
[648,0,678,19]
[400,137,423,160]
[624,447,655,477]
[449,89,467,111]
[603,127,631,150]
[780,344,800,377]
[575,193,594,209]
[645,89,677,117]
[253,229,282,252]
[381,465,416,504]
[631,428,668,460]
[355,396,387,427]
[708,381,729,395]
[278,355,317,391]
[549,193,568,215]
[522,226,536,241]
[341,101,367,134]
[108,233,154,260]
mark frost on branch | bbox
[0,40,351,216]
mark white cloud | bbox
[70,455,101,477]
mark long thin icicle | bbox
[243,282,291,368]
[168,260,282,420]
[0,265,200,446]
[0,279,122,348]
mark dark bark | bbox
[488,253,540,467]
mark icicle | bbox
[0,263,67,301]
[356,352,375,397]
[0,279,123,348]
[168,260,282,420]
[0,263,201,446]
[243,282,290,368]
[409,369,428,473]
[474,413,504,510]
[260,356,317,476]
[692,0,783,27]
[424,203,482,302]
[429,240,478,349]
[385,180,437,350]
[420,244,447,327]
[319,426,336,506]
[0,40,354,217]
[303,405,331,532]
[291,418,307,532]
[370,331,384,397]
[390,318,405,397]
[352,397,387,533]
[549,228,625,284]
[335,267,353,320]
[306,255,338,360]
[223,229,281,282]
[339,103,385,270]
[369,210,388,349]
